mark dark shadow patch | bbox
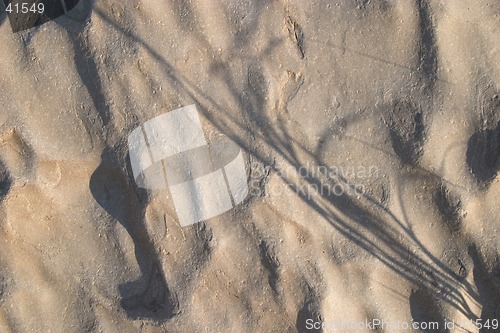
[386,101,426,164]
[90,150,178,321]
[296,296,322,333]
[435,185,462,232]
[258,241,280,294]
[466,120,500,186]
[468,246,500,333]
[0,1,7,27]
[120,264,178,320]
[69,32,111,128]
[0,160,11,199]
[285,15,305,58]
[409,288,447,332]
[417,0,438,90]
[0,272,5,299]
[53,0,92,32]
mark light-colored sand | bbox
[0,0,499,332]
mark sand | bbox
[0,0,499,332]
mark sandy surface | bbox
[0,0,500,332]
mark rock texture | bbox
[0,0,499,332]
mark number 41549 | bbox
[6,2,45,14]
